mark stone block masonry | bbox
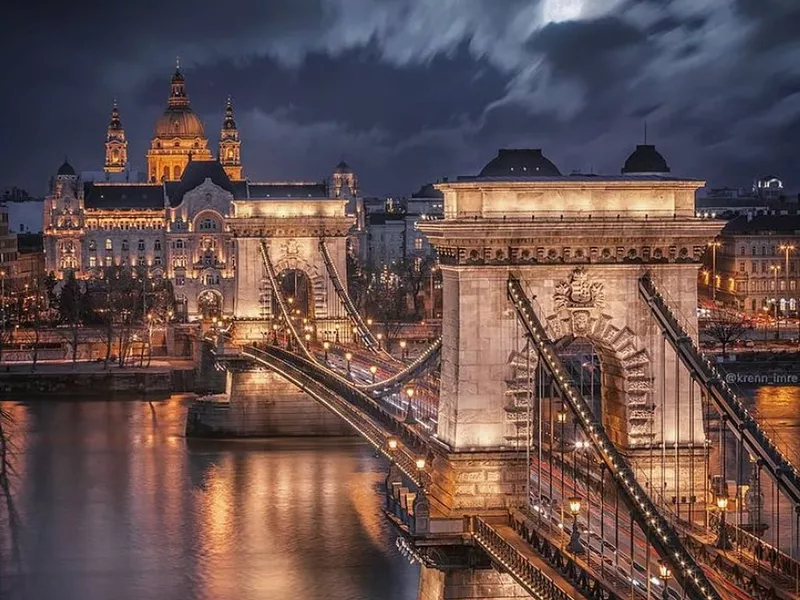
[186,369,354,437]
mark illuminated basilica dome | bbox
[146,64,212,182]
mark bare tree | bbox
[703,310,749,357]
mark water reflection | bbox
[0,397,418,600]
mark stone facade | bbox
[418,565,530,600]
[419,175,724,498]
[186,369,354,437]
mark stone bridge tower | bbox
[419,146,724,504]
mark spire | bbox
[219,95,242,179]
[222,95,236,130]
[169,61,189,107]
[104,99,127,173]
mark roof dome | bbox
[478,149,561,177]
[57,159,76,176]
[154,107,206,138]
[621,144,670,175]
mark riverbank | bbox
[0,359,199,396]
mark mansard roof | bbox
[245,182,329,199]
[168,160,235,206]
[83,183,164,210]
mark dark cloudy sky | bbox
[2,0,799,197]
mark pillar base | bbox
[625,445,708,514]
[428,450,528,516]
[418,564,531,600]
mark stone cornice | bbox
[227,216,352,238]
[420,217,725,266]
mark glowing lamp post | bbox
[272,323,278,344]
[366,318,373,327]
[658,561,672,600]
[715,494,732,550]
[304,333,311,350]
[404,386,417,425]
[415,456,427,489]
[369,365,377,383]
[387,436,398,453]
[566,496,584,555]
[323,341,330,362]
[399,339,407,359]
[771,265,782,340]
[345,352,352,374]
[376,332,383,350]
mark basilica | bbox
[44,66,358,319]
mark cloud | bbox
[2,0,800,194]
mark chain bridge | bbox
[188,163,800,600]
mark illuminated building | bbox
[43,66,358,320]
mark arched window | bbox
[740,246,745,256]
[176,239,184,250]
[162,166,169,180]
[762,245,767,256]
[173,165,181,179]
[154,240,162,251]
[122,239,129,251]
[88,240,97,251]
[138,239,145,251]
[199,218,217,231]
[204,273,220,286]
[105,239,113,251]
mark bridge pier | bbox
[418,565,530,600]
[186,369,353,437]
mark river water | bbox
[0,396,419,600]
[2,387,800,599]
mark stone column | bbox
[418,565,531,600]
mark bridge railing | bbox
[318,239,388,357]
[639,272,800,507]
[472,517,578,600]
[248,344,430,453]
[260,241,441,396]
[508,274,722,600]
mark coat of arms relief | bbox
[553,267,605,311]
[551,267,606,337]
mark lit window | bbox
[414,238,423,250]
[88,240,97,251]
[105,239,113,251]
[89,256,97,267]
[199,218,217,231]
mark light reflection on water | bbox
[0,397,419,600]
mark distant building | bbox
[0,204,18,279]
[43,66,357,320]
[365,212,406,267]
[710,214,800,313]
[404,183,444,261]
[14,233,44,289]
[697,176,798,219]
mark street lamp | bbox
[387,436,398,453]
[415,456,427,489]
[708,241,722,303]
[366,318,373,327]
[369,365,377,383]
[770,264,782,340]
[404,386,417,425]
[272,323,279,344]
[566,496,584,554]
[323,340,330,362]
[399,339,407,359]
[345,351,352,374]
[715,494,732,550]
[377,332,383,349]
[658,561,672,600]
[304,333,311,349]
[779,244,796,327]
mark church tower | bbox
[146,62,212,182]
[104,100,128,173]
[219,96,243,180]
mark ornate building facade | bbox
[44,67,357,320]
